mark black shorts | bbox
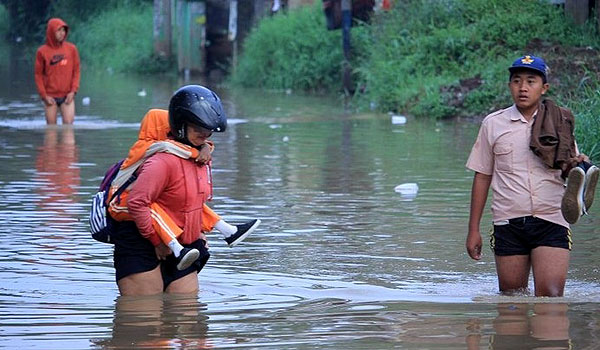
[53,96,66,106]
[112,221,210,290]
[490,216,571,256]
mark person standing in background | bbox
[34,18,80,125]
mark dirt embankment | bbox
[441,38,600,115]
[526,38,600,88]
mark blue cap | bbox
[509,55,548,80]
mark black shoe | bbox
[224,219,261,247]
[176,247,200,271]
[561,167,585,224]
[584,165,599,212]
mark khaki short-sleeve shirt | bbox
[466,104,568,228]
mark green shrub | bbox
[68,3,158,73]
[0,4,8,37]
[231,2,366,92]
[562,83,600,162]
[357,0,600,118]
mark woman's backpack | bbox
[89,160,138,243]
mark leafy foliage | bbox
[0,0,150,43]
[231,2,361,92]
[67,4,157,73]
[563,83,600,161]
[357,0,600,118]
[0,4,8,37]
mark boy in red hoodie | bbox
[34,18,80,125]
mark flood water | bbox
[1,46,600,349]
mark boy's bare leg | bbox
[166,272,199,294]
[44,103,59,124]
[531,246,569,297]
[60,100,75,124]
[495,255,531,294]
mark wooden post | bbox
[229,0,238,73]
[175,0,206,75]
[565,0,589,25]
[153,0,172,58]
[253,0,266,25]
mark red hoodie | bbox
[34,18,80,99]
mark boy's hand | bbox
[43,96,55,106]
[195,144,212,164]
[65,92,75,104]
[576,154,590,163]
[466,230,482,260]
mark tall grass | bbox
[231,2,361,92]
[0,4,8,37]
[358,0,600,118]
[563,83,600,161]
[67,3,160,73]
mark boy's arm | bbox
[34,49,50,102]
[66,44,80,104]
[466,172,492,260]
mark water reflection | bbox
[34,126,80,232]
[468,303,571,350]
[35,126,79,201]
[92,294,211,350]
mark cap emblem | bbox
[521,55,534,64]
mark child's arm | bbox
[195,141,214,164]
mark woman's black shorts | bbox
[112,221,210,290]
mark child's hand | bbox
[154,243,171,260]
[195,144,212,164]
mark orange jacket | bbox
[34,18,80,99]
[108,109,213,220]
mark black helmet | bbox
[168,85,227,142]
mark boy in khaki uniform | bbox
[465,55,598,297]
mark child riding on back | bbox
[108,106,260,270]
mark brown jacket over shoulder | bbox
[530,99,578,179]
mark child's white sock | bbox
[215,220,237,238]
[168,240,184,257]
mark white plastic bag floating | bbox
[394,183,419,198]
[391,115,407,125]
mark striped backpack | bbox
[88,160,137,243]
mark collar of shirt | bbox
[509,104,538,123]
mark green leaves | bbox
[357,0,599,118]
[68,4,154,73]
[230,2,346,92]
